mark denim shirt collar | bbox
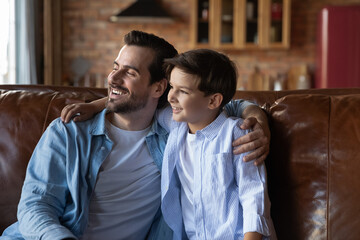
[148,115,168,137]
[89,109,108,136]
[89,109,168,138]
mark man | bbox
[1,30,270,240]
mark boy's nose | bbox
[168,90,176,103]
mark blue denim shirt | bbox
[1,109,171,240]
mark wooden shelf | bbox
[190,0,291,49]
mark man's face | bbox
[106,45,155,113]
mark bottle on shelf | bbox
[201,1,209,21]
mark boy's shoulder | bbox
[222,116,250,138]
[223,115,244,128]
[226,115,245,125]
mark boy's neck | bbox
[187,109,221,134]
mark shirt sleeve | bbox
[17,119,78,240]
[232,122,271,237]
[155,106,173,132]
[224,99,256,118]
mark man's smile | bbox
[112,88,127,95]
[109,85,129,99]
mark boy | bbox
[158,49,276,240]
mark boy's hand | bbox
[61,97,107,123]
[61,103,97,123]
[233,117,270,165]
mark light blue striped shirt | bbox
[159,108,277,240]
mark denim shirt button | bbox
[101,146,106,151]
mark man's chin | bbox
[106,101,136,114]
[105,95,148,114]
[105,99,116,111]
[106,100,119,112]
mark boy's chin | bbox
[172,116,185,122]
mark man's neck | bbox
[107,107,156,131]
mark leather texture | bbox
[1,85,360,239]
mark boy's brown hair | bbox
[164,49,237,108]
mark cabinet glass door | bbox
[268,0,290,48]
[270,0,283,43]
[220,0,234,44]
[191,0,290,49]
[197,0,210,43]
[245,0,258,44]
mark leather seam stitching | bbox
[42,92,59,133]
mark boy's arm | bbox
[234,124,271,238]
[244,232,262,240]
[225,100,270,165]
[61,97,107,123]
[60,96,174,133]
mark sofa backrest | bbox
[1,85,360,239]
[235,89,360,239]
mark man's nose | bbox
[108,70,124,84]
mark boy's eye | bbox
[180,90,188,94]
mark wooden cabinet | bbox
[190,0,291,49]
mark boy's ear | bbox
[208,93,223,110]
[152,78,168,98]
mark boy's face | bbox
[168,67,214,131]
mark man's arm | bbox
[224,100,270,165]
[17,120,77,239]
[236,104,270,165]
[154,105,173,132]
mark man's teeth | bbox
[112,89,126,95]
[172,107,182,110]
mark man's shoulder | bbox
[50,116,92,129]
[49,110,105,134]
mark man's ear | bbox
[152,78,168,98]
[208,93,223,110]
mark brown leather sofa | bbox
[1,85,360,239]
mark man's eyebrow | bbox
[113,61,140,74]
[124,65,140,74]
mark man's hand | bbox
[233,117,270,165]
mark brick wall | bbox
[61,0,360,89]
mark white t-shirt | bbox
[81,121,161,240]
[176,132,197,239]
